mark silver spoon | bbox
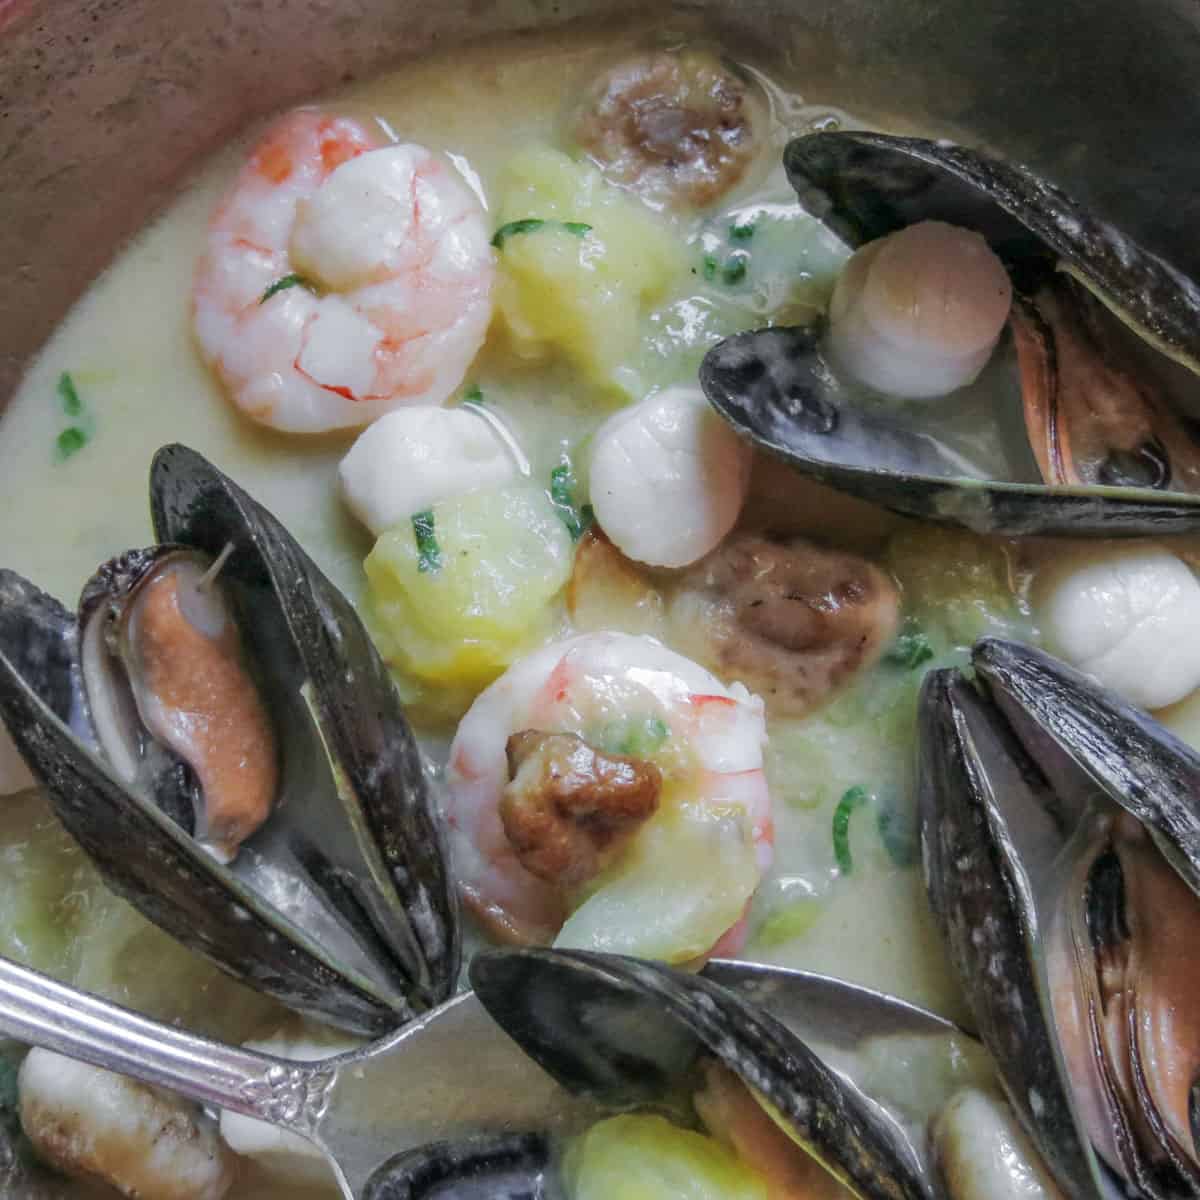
[0,953,964,1198]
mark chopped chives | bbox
[57,372,83,417]
[491,219,592,249]
[259,273,314,304]
[721,253,749,286]
[549,463,591,542]
[412,510,442,573]
[55,427,89,461]
[833,785,869,874]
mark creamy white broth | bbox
[0,19,1139,1199]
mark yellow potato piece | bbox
[567,1114,768,1200]
[493,147,687,398]
[364,485,573,702]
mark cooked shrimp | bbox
[573,49,767,209]
[19,1048,237,1200]
[193,110,494,433]
[445,631,772,959]
[828,220,1012,399]
[668,533,900,717]
[588,385,752,568]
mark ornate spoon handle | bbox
[0,953,326,1124]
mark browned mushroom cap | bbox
[572,48,767,209]
[500,731,662,891]
[667,532,900,717]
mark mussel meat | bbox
[701,132,1200,536]
[919,636,1200,1200]
[0,444,459,1035]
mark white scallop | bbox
[338,405,521,535]
[20,1048,237,1200]
[828,220,1012,399]
[588,385,752,568]
[933,1087,1065,1200]
[1034,543,1200,710]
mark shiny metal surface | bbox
[6,0,1200,401]
[0,951,957,1198]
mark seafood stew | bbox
[3,16,1200,1200]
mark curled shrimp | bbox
[446,631,772,961]
[193,110,494,433]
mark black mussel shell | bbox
[0,445,460,1035]
[917,669,1100,1200]
[700,326,1200,536]
[364,1134,559,1200]
[972,637,1200,898]
[470,947,932,1200]
[783,131,1200,372]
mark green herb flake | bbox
[885,622,935,670]
[702,253,719,282]
[55,427,90,462]
[722,253,749,286]
[549,463,591,542]
[833,785,869,875]
[730,221,757,241]
[57,371,83,417]
[259,273,315,305]
[462,384,485,405]
[491,219,592,249]
[755,899,822,949]
[599,715,670,759]
[411,509,442,574]
[878,800,919,869]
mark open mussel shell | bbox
[919,639,1200,1200]
[364,1134,559,1200]
[917,668,1103,1200]
[469,947,933,1200]
[699,132,1200,536]
[0,444,459,1035]
[701,326,1200,536]
[783,131,1200,371]
[972,636,1200,897]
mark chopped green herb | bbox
[754,898,822,948]
[579,502,595,527]
[549,463,592,542]
[491,219,592,249]
[599,715,670,759]
[462,384,485,405]
[55,427,89,461]
[730,221,757,241]
[721,253,749,286]
[702,253,719,281]
[877,798,919,869]
[885,621,935,670]
[259,273,315,304]
[57,371,83,417]
[832,785,869,874]
[411,509,442,574]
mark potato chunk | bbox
[492,146,686,398]
[365,485,573,704]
